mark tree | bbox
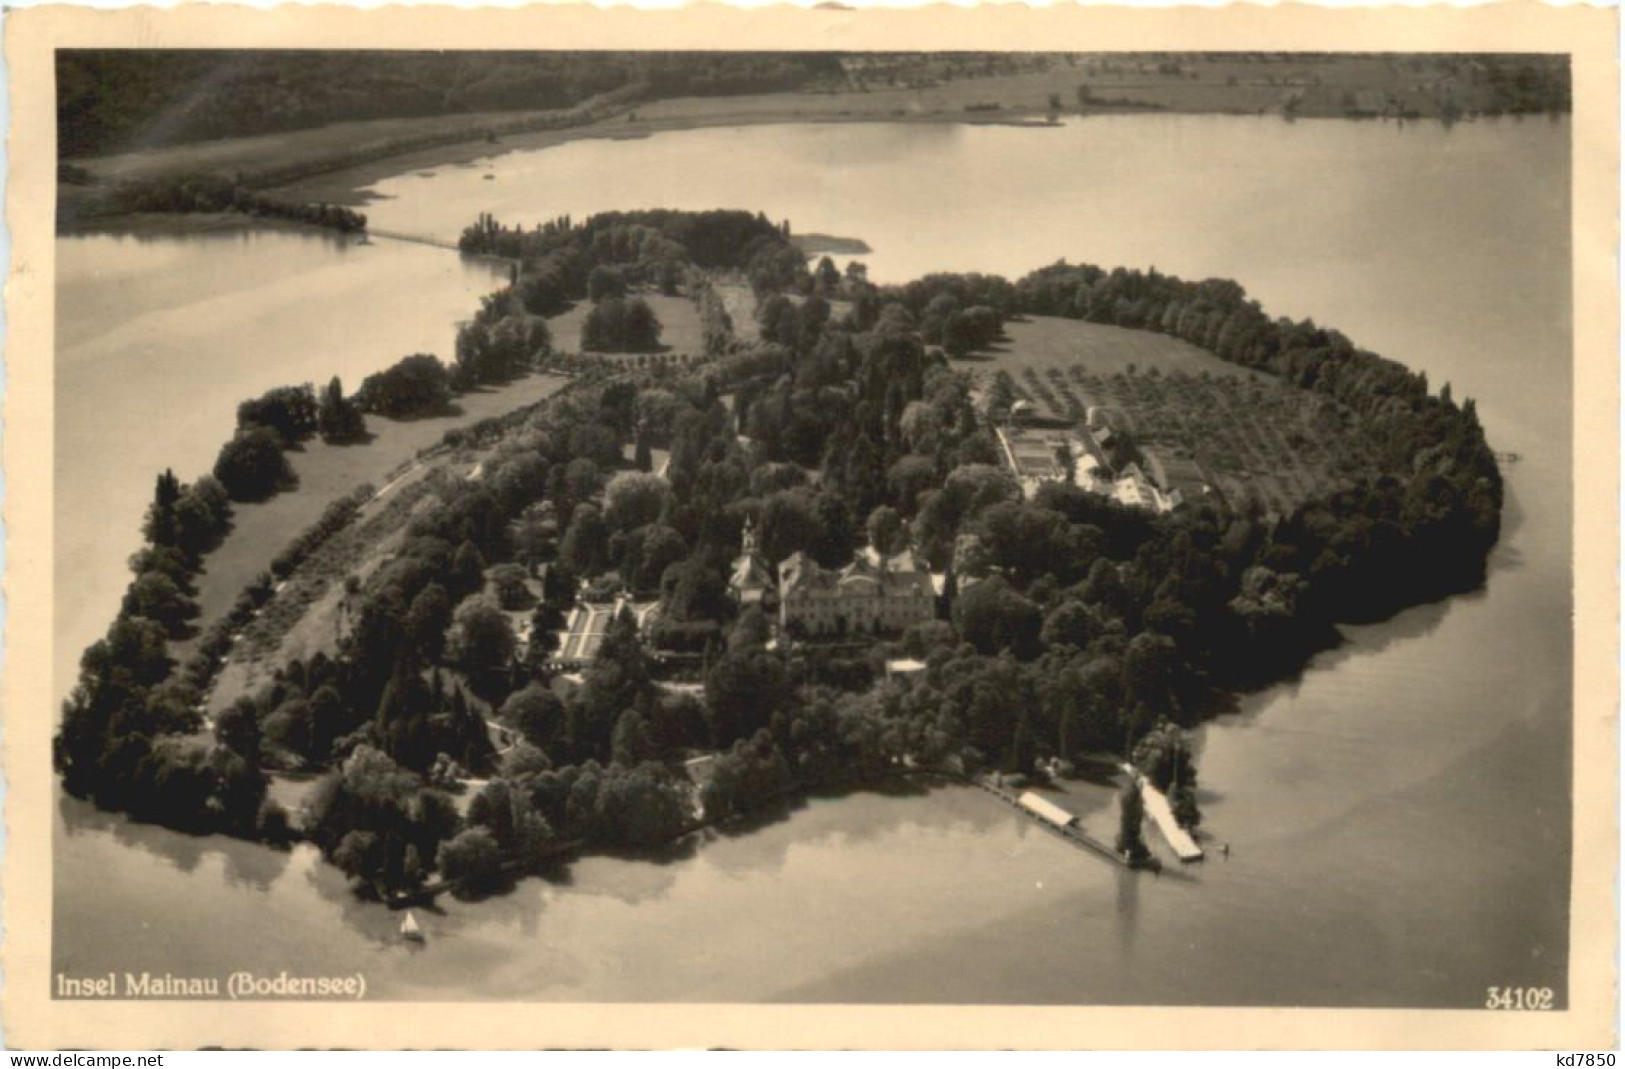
[501,740,552,780]
[403,582,453,661]
[952,577,1042,659]
[237,384,318,445]
[814,255,842,296]
[582,296,663,353]
[887,455,937,517]
[263,697,314,763]
[622,298,663,352]
[317,376,367,443]
[213,427,294,501]
[500,682,565,749]
[355,354,452,418]
[451,540,487,599]
[121,571,198,636]
[1041,600,1099,651]
[214,697,263,765]
[559,504,610,578]
[172,480,231,557]
[1116,781,1150,861]
[611,709,658,766]
[941,306,1002,357]
[629,524,687,593]
[920,292,960,345]
[728,604,771,651]
[588,265,628,303]
[446,597,518,691]
[866,505,905,557]
[704,648,789,748]
[659,559,730,624]
[1123,631,1180,718]
[143,469,183,546]
[603,471,672,533]
[437,826,504,893]
[489,563,533,610]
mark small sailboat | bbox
[399,910,425,943]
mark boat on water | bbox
[399,910,425,943]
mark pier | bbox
[1122,765,1204,863]
[968,776,1155,871]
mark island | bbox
[55,206,1502,903]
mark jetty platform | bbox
[1122,765,1204,863]
[968,776,1157,871]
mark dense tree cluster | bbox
[317,376,368,444]
[454,291,552,387]
[582,297,663,353]
[355,354,454,419]
[59,51,843,158]
[213,426,296,501]
[237,384,319,446]
[105,173,366,232]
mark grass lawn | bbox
[546,292,706,359]
[981,315,1260,411]
[715,282,760,345]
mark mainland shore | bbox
[61,55,1533,224]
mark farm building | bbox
[1112,462,1182,514]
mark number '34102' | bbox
[1485,986,1555,1010]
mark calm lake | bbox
[54,230,510,704]
[54,114,1571,1006]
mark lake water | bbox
[54,114,1571,1006]
[54,229,509,703]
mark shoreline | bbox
[57,210,343,240]
[62,101,1554,232]
[268,104,1066,207]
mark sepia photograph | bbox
[4,2,1618,1051]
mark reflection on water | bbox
[53,114,1570,1006]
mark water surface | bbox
[55,229,508,702]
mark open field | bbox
[176,371,571,674]
[545,292,706,358]
[989,314,1263,396]
[635,53,1542,126]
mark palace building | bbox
[726,521,938,639]
[776,546,936,639]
